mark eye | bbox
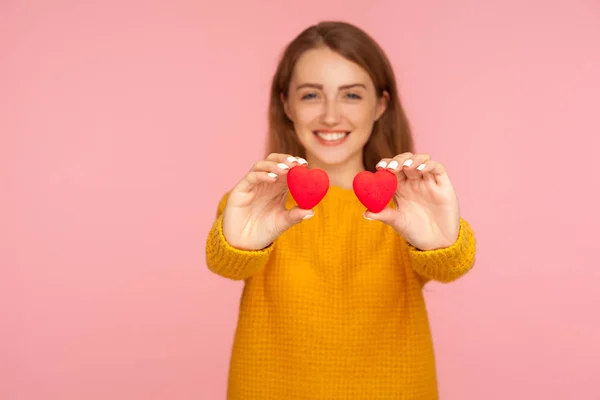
[301,92,318,100]
[346,92,362,100]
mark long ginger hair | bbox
[266,21,414,172]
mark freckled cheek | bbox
[294,106,323,126]
[340,105,373,127]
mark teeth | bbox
[316,132,348,141]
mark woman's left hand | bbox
[364,152,461,251]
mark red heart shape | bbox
[352,169,398,213]
[287,165,330,210]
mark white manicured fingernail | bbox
[403,159,413,167]
[303,211,314,219]
[387,160,399,170]
[277,163,289,170]
[267,172,277,178]
[376,161,387,169]
[363,212,373,220]
[417,163,426,171]
[287,156,297,163]
[297,158,307,165]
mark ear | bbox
[280,92,293,120]
[375,90,389,121]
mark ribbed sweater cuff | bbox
[205,215,274,280]
[407,218,476,283]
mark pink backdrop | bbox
[2,0,599,399]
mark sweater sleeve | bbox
[406,218,476,283]
[205,192,274,280]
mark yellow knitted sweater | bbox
[206,185,476,400]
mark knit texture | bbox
[206,186,476,400]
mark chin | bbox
[319,153,352,166]
[305,147,363,168]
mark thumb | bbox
[276,206,315,232]
[363,206,397,224]
[287,206,315,223]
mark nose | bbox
[321,99,341,125]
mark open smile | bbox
[313,130,350,146]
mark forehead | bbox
[291,47,373,88]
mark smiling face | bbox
[282,46,388,172]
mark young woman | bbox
[206,21,476,399]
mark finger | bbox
[251,160,293,176]
[382,152,413,180]
[375,158,393,170]
[236,154,307,194]
[235,170,279,192]
[375,157,408,180]
[265,153,308,167]
[400,153,431,180]
[375,157,406,180]
[415,160,450,186]
[275,206,314,233]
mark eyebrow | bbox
[296,83,367,90]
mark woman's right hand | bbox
[221,153,314,251]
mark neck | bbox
[305,153,365,190]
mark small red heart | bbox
[352,169,398,213]
[287,165,330,210]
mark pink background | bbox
[2,0,599,399]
